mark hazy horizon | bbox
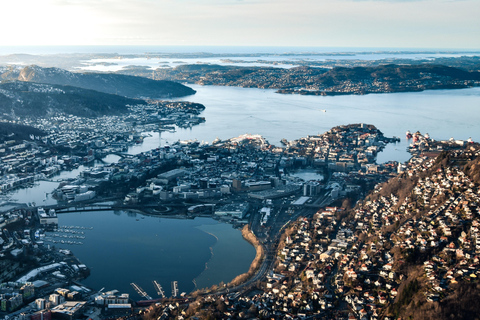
[0,45,479,56]
[2,0,479,49]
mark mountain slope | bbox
[2,65,196,99]
[0,121,46,142]
[0,81,145,118]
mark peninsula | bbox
[144,64,480,96]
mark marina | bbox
[43,225,92,245]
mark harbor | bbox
[42,225,91,245]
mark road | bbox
[216,190,334,296]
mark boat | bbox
[406,130,412,139]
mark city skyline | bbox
[2,0,479,49]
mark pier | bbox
[171,281,179,297]
[153,280,165,298]
[130,283,152,300]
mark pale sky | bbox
[2,0,479,49]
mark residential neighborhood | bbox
[1,109,479,320]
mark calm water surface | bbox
[130,85,480,165]
[49,212,255,298]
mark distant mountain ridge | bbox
[0,65,196,99]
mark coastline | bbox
[193,223,256,291]
[226,225,265,288]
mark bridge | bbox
[54,204,115,213]
[34,201,175,215]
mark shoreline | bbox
[192,223,255,292]
[226,225,265,288]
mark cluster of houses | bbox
[282,123,398,174]
[406,130,474,155]
[156,63,480,96]
[147,143,480,319]
[122,134,308,205]
[0,137,60,194]
[0,99,208,198]
[126,125,401,208]
[394,162,480,302]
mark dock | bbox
[130,282,152,300]
[153,280,165,298]
[171,281,179,297]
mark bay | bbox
[49,212,255,299]
[6,164,95,206]
[130,85,480,164]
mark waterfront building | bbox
[51,301,86,320]
[215,203,250,219]
[37,208,58,226]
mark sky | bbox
[2,0,479,49]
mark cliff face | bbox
[2,65,196,99]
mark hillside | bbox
[0,81,145,118]
[0,65,196,99]
[343,146,480,319]
[0,122,45,143]
[139,144,480,320]
[140,63,480,95]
